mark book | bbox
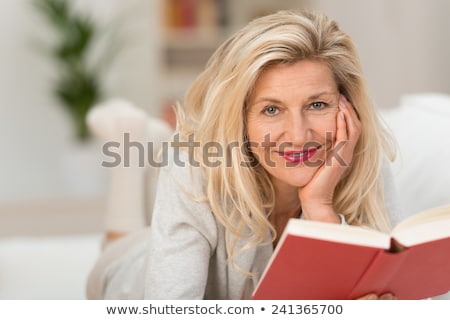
[252,205,450,300]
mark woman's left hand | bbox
[357,293,396,300]
[299,95,362,223]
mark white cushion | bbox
[0,233,102,299]
[380,93,450,219]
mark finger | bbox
[340,95,360,120]
[339,96,359,131]
[380,293,396,300]
[331,111,352,169]
[330,97,360,170]
[335,110,348,142]
[357,293,378,300]
[339,96,361,144]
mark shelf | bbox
[162,31,225,70]
[156,0,307,104]
[161,0,229,71]
[163,0,228,32]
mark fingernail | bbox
[339,95,346,108]
[367,294,378,300]
[380,293,394,300]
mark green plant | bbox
[33,0,106,141]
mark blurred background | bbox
[0,0,449,299]
[2,0,450,204]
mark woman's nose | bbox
[285,114,310,146]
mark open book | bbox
[253,205,450,300]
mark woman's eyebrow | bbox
[307,91,336,100]
[250,97,283,106]
[250,91,337,106]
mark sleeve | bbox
[143,149,218,299]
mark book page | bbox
[392,204,450,247]
[393,204,450,230]
[284,219,391,249]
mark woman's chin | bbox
[269,167,319,190]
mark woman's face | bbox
[246,59,340,192]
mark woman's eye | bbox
[263,105,279,115]
[310,102,326,110]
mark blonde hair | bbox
[177,9,395,268]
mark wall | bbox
[0,0,449,203]
[312,0,450,109]
[0,0,160,202]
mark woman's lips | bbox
[279,146,321,163]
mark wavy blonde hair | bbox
[177,9,396,267]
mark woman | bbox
[87,9,397,300]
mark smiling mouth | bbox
[278,146,322,163]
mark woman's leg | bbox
[86,227,150,299]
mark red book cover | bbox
[253,214,450,300]
[350,238,450,299]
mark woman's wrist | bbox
[301,206,341,224]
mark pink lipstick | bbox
[279,147,320,164]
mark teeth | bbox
[290,152,307,157]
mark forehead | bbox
[253,60,337,96]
